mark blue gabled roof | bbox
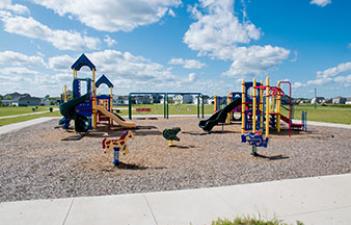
[71,54,96,71]
[96,74,114,88]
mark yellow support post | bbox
[259,81,263,129]
[109,87,113,125]
[252,79,257,133]
[276,81,281,132]
[92,69,97,129]
[241,80,245,134]
[265,76,270,138]
[72,69,77,78]
[214,96,217,113]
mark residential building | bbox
[18,97,41,106]
[311,97,325,104]
[332,96,346,104]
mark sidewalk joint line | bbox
[143,195,158,225]
[62,198,74,225]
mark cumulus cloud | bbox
[31,0,181,32]
[48,55,75,70]
[184,0,260,60]
[294,61,351,90]
[169,58,205,69]
[183,0,290,78]
[316,61,351,78]
[0,0,29,15]
[0,50,45,67]
[1,15,100,51]
[310,0,331,7]
[224,45,290,77]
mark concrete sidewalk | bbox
[0,117,57,135]
[1,173,350,225]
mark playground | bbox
[1,54,351,203]
[1,117,351,202]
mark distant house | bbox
[1,99,18,106]
[114,96,129,105]
[135,95,153,104]
[311,97,325,104]
[174,94,193,104]
[332,96,346,104]
[324,98,333,104]
[346,97,351,105]
[18,97,41,106]
[151,94,163,104]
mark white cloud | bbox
[0,50,45,67]
[184,0,290,78]
[224,45,290,77]
[32,0,181,32]
[48,55,75,71]
[0,0,29,15]
[294,61,351,91]
[184,0,260,60]
[316,61,351,78]
[2,66,39,75]
[1,15,100,51]
[104,35,117,47]
[169,58,205,69]
[310,0,331,7]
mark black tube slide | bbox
[199,98,241,132]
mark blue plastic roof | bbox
[96,75,114,88]
[71,54,96,71]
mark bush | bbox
[211,217,304,225]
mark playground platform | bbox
[1,173,350,225]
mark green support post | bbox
[163,94,166,119]
[197,94,200,118]
[201,95,205,118]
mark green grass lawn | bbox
[0,106,55,117]
[0,111,60,126]
[283,104,351,124]
[115,104,215,117]
[0,103,350,126]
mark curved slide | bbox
[95,105,136,128]
[199,98,241,132]
[59,94,90,132]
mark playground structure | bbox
[241,76,307,155]
[59,54,136,133]
[128,92,205,120]
[102,130,135,166]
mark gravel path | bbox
[1,118,350,202]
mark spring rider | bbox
[102,130,135,166]
[162,127,181,147]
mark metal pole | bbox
[163,93,166,119]
[128,94,132,120]
[202,95,205,118]
[197,94,200,118]
[166,93,169,119]
[314,88,317,109]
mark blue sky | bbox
[0,0,350,97]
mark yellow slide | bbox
[95,105,136,128]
